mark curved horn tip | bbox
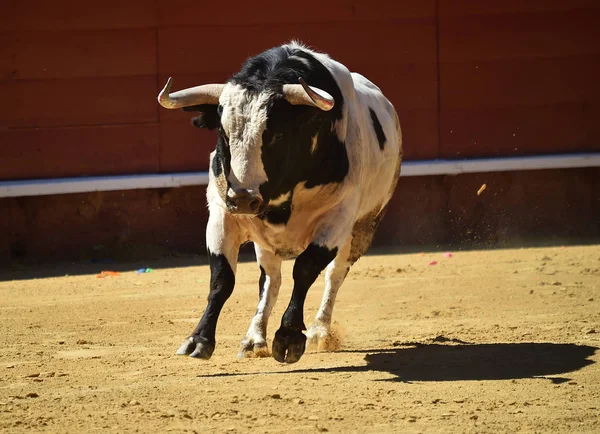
[157,77,174,107]
[298,77,335,111]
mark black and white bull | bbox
[158,42,402,363]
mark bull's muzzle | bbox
[226,190,264,215]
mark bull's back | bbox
[348,73,402,218]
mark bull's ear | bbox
[182,105,219,130]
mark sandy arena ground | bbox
[1,245,599,433]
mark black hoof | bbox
[272,328,307,364]
[176,336,215,360]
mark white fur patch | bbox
[219,84,271,193]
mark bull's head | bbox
[158,77,335,216]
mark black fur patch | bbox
[190,251,236,341]
[280,243,338,330]
[207,251,235,303]
[231,46,344,121]
[369,108,386,150]
[258,265,266,299]
[183,105,220,130]
[259,196,293,226]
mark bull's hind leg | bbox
[306,239,351,350]
[307,207,388,351]
[176,209,242,359]
[239,246,282,358]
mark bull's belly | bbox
[238,214,318,259]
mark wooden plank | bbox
[0,186,209,262]
[0,29,156,80]
[0,124,160,180]
[158,0,435,27]
[159,121,213,172]
[439,0,600,17]
[438,4,600,157]
[440,56,600,109]
[439,102,600,158]
[350,65,438,110]
[439,55,600,156]
[158,19,436,75]
[0,76,158,128]
[0,0,157,31]
[439,9,600,62]
[398,109,439,160]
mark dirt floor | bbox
[1,244,599,433]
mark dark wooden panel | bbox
[397,109,439,160]
[0,124,160,180]
[0,186,209,264]
[439,0,600,17]
[0,0,157,31]
[438,2,600,157]
[158,0,435,27]
[3,169,599,264]
[158,19,436,75]
[376,168,600,247]
[159,121,213,172]
[439,55,600,156]
[0,76,158,128]
[439,102,600,158]
[0,29,156,80]
[349,64,438,110]
[439,9,600,62]
[441,56,600,109]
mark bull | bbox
[158,41,402,363]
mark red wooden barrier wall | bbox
[1,1,599,180]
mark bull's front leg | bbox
[239,246,282,358]
[272,243,338,363]
[176,209,242,359]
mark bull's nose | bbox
[226,190,263,215]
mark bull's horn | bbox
[157,77,225,109]
[282,78,335,111]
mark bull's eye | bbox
[217,105,223,117]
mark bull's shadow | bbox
[198,342,597,383]
[354,342,596,383]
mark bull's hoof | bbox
[176,336,215,360]
[306,323,342,352]
[238,337,270,358]
[306,324,328,349]
[272,328,306,364]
